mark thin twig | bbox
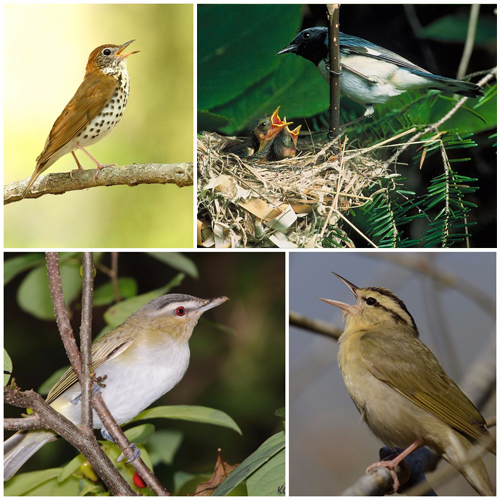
[80,252,94,434]
[110,253,122,303]
[289,311,342,340]
[92,393,170,496]
[45,252,82,380]
[4,162,193,204]
[327,4,341,134]
[457,4,480,79]
[384,67,497,169]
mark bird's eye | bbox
[175,307,186,316]
[304,32,311,39]
[366,297,377,306]
[103,49,112,56]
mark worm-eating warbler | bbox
[4,293,228,481]
[319,274,495,495]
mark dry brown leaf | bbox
[193,449,239,496]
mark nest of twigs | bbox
[197,132,390,248]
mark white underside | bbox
[318,56,431,106]
[52,337,190,428]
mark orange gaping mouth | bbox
[266,107,292,140]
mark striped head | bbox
[319,273,418,336]
[127,293,228,343]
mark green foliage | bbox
[417,11,497,45]
[102,274,185,329]
[213,430,285,496]
[4,349,13,385]
[198,4,330,134]
[131,405,242,435]
[147,252,199,279]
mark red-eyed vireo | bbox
[4,293,228,481]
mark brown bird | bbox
[267,123,301,161]
[223,107,290,159]
[22,40,139,198]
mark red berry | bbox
[133,471,147,489]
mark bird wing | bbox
[45,328,133,405]
[359,330,494,452]
[36,72,117,168]
[339,33,430,75]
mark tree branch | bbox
[45,252,82,380]
[327,4,341,135]
[289,310,342,340]
[4,162,193,204]
[80,252,94,434]
[92,393,170,496]
[4,387,136,495]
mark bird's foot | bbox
[101,427,115,443]
[94,163,118,180]
[117,443,141,464]
[366,454,410,494]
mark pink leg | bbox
[365,439,423,494]
[76,144,117,180]
[70,151,85,179]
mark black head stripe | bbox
[365,287,419,334]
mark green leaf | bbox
[124,423,156,444]
[174,471,211,496]
[4,349,13,385]
[4,468,61,495]
[417,13,497,45]
[147,252,199,279]
[38,366,69,396]
[93,278,138,306]
[103,274,184,328]
[146,429,183,466]
[17,265,82,320]
[198,4,303,110]
[198,110,231,131]
[131,405,242,435]
[57,454,86,482]
[213,431,285,496]
[246,448,285,496]
[4,253,45,285]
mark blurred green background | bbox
[4,5,193,248]
[4,252,285,494]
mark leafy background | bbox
[4,252,285,495]
[198,4,497,247]
[5,5,193,248]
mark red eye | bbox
[175,307,186,316]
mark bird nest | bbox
[197,132,391,248]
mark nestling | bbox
[4,293,228,480]
[319,273,495,495]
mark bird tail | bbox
[21,169,42,199]
[4,429,58,481]
[408,69,484,98]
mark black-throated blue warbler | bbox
[278,28,483,119]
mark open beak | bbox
[287,125,302,146]
[266,107,292,141]
[116,39,139,59]
[318,273,359,312]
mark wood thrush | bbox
[22,40,139,198]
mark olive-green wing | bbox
[359,330,494,453]
[46,329,133,405]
